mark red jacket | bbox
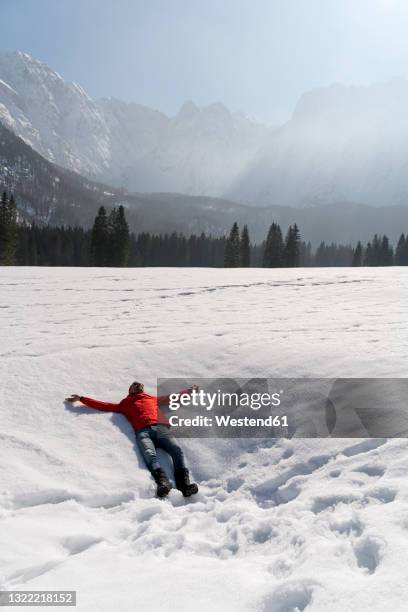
[80,389,190,432]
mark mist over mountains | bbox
[0,51,267,198]
[2,119,408,247]
[2,51,408,209]
[2,50,408,245]
[228,80,408,207]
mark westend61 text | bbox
[168,415,289,427]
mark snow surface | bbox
[1,267,408,611]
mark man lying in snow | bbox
[66,382,199,499]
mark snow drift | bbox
[1,267,408,611]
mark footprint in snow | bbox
[135,505,164,523]
[268,558,293,579]
[364,486,396,504]
[226,476,244,493]
[329,469,341,478]
[342,439,387,457]
[352,464,386,478]
[251,454,330,508]
[353,536,385,575]
[290,535,306,558]
[259,580,316,612]
[329,511,364,537]
[311,485,396,514]
[311,493,361,514]
[281,448,294,460]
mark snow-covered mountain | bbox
[99,97,268,194]
[1,114,407,245]
[0,52,111,177]
[228,80,408,207]
[0,52,267,196]
[0,120,118,225]
[2,115,408,245]
[4,51,408,208]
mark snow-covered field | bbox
[1,267,408,611]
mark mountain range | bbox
[2,52,408,209]
[0,51,267,198]
[2,50,408,245]
[2,119,408,247]
[227,80,408,207]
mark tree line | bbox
[2,192,408,267]
[225,221,408,267]
[224,221,302,267]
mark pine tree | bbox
[364,241,373,266]
[108,205,130,267]
[240,225,250,267]
[28,230,38,265]
[315,241,327,266]
[395,234,407,265]
[16,224,29,265]
[0,192,8,257]
[262,222,284,267]
[352,241,363,267]
[404,235,408,266]
[90,206,109,266]
[6,194,17,265]
[365,234,393,266]
[299,241,312,267]
[380,235,393,266]
[284,224,300,267]
[224,222,240,267]
[0,191,18,265]
[371,234,381,265]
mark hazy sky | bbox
[2,0,408,123]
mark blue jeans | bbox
[135,424,186,474]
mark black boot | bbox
[175,468,198,497]
[152,468,172,498]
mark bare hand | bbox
[65,394,81,403]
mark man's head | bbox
[129,381,144,395]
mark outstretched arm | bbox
[66,394,120,412]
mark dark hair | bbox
[129,381,143,393]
